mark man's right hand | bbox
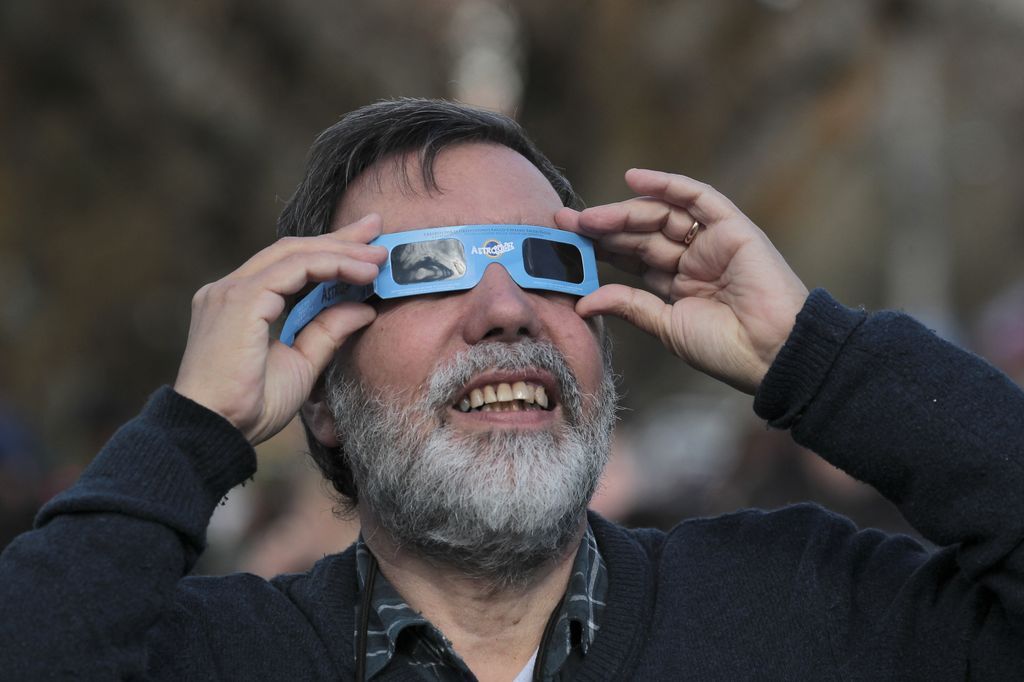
[173,214,387,445]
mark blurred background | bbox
[3,0,1024,574]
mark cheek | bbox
[543,309,606,392]
[349,306,450,391]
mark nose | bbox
[462,263,541,344]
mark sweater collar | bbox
[283,512,653,681]
[352,524,608,680]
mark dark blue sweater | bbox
[2,289,1022,680]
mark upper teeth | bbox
[457,381,549,412]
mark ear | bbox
[301,380,340,448]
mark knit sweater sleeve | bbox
[0,386,257,679]
[754,288,1024,674]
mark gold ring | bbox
[682,218,701,247]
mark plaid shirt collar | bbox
[354,524,607,681]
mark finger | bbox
[233,239,386,282]
[592,230,687,273]
[331,212,384,241]
[589,251,715,302]
[232,214,386,278]
[623,169,737,225]
[561,208,684,279]
[560,209,669,275]
[255,252,381,301]
[575,283,674,348]
[577,196,696,236]
[554,207,583,234]
[284,301,378,379]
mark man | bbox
[2,99,1022,680]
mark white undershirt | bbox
[511,648,539,682]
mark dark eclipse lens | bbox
[390,239,468,284]
[522,238,585,283]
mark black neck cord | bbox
[532,593,564,682]
[355,554,378,682]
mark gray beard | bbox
[326,339,617,590]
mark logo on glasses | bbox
[472,239,515,258]
[322,283,345,302]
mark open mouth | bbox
[454,381,553,413]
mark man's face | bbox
[325,142,615,586]
[333,142,608,432]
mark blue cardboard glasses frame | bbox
[279,224,600,346]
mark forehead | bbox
[332,143,565,234]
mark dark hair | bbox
[276,98,581,504]
[277,98,580,240]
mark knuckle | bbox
[277,236,304,250]
[191,283,215,307]
[199,278,249,307]
[633,239,653,261]
[283,251,326,271]
[221,280,253,304]
[656,209,672,232]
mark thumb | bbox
[576,284,672,344]
[288,302,378,378]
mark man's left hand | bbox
[555,168,808,395]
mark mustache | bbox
[426,339,584,422]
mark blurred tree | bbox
[3,0,1024,550]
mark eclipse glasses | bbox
[280,224,600,346]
